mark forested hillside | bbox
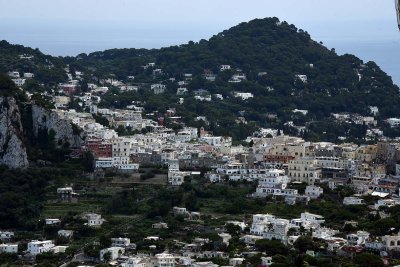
[0,40,66,85]
[2,17,400,141]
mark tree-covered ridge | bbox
[1,17,399,142]
[0,40,66,85]
[69,17,399,117]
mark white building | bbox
[261,257,273,267]
[295,74,308,83]
[112,138,134,158]
[95,157,113,169]
[374,199,400,210]
[312,227,339,240]
[226,221,247,231]
[111,237,130,247]
[343,197,365,205]
[0,244,18,253]
[177,87,188,95]
[152,222,168,229]
[168,170,190,186]
[151,84,166,94]
[220,65,231,71]
[240,234,264,245]
[57,187,76,197]
[173,130,192,142]
[0,231,14,241]
[58,230,74,238]
[382,233,400,250]
[12,78,26,86]
[347,231,370,246]
[45,218,61,225]
[316,157,355,171]
[120,85,138,92]
[173,207,188,215]
[151,253,175,267]
[386,118,400,128]
[297,212,325,229]
[305,186,323,199]
[200,136,232,147]
[114,157,140,171]
[208,173,224,183]
[53,96,71,109]
[229,258,244,266]
[229,74,246,83]
[194,95,211,102]
[27,240,55,255]
[100,247,125,261]
[234,92,253,100]
[121,257,148,267]
[85,213,105,226]
[293,109,308,116]
[8,71,20,78]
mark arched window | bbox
[391,241,395,246]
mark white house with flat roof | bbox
[100,247,125,261]
[111,237,130,247]
[220,65,231,71]
[45,218,61,225]
[0,231,14,241]
[85,213,105,226]
[58,230,74,238]
[0,244,18,253]
[346,231,370,246]
[151,253,176,267]
[27,240,55,255]
[343,197,365,206]
[305,185,323,199]
[234,92,253,100]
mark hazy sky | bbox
[0,0,396,24]
[0,0,399,83]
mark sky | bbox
[0,0,399,83]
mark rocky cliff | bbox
[0,96,29,169]
[31,105,85,148]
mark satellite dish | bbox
[397,0,400,30]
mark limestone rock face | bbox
[31,105,84,147]
[0,97,29,169]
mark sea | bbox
[324,40,400,86]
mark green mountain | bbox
[1,17,400,141]
[0,40,66,85]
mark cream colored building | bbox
[266,142,314,159]
[341,145,357,160]
[355,145,377,163]
[112,138,134,157]
[287,157,321,184]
